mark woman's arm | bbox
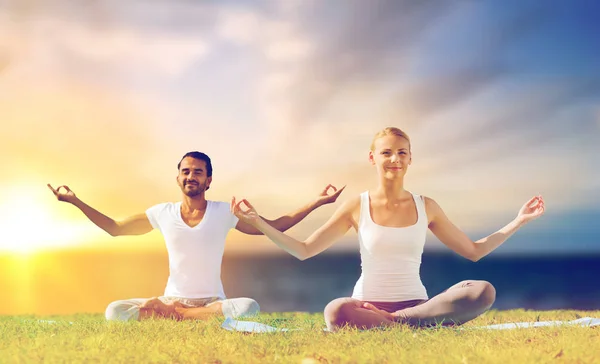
[231,196,359,260]
[234,184,345,235]
[426,195,545,261]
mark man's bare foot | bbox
[140,297,182,320]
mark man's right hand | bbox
[46,183,153,236]
[47,184,77,204]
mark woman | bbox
[231,127,545,331]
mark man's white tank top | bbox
[351,191,429,302]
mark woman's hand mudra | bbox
[517,195,545,224]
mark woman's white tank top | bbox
[351,191,429,302]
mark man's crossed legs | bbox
[105,296,260,321]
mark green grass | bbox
[1,310,599,363]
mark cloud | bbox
[252,0,595,159]
[274,0,458,127]
[214,5,314,62]
[265,36,313,63]
[0,52,9,74]
[421,76,600,174]
[59,24,210,76]
[216,7,262,45]
[0,2,212,78]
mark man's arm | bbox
[48,184,153,237]
[234,184,345,235]
[232,196,357,260]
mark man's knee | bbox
[221,298,260,318]
[105,300,140,321]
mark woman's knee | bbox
[324,298,360,330]
[474,280,496,308]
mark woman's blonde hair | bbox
[370,127,411,151]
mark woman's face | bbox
[369,135,412,179]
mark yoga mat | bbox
[222,317,295,333]
[221,317,600,333]
[476,317,600,330]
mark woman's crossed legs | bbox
[324,280,496,331]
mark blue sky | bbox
[0,0,598,254]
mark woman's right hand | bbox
[231,197,261,226]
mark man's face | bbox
[177,157,211,197]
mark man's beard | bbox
[181,180,206,197]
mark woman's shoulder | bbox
[420,195,440,208]
[339,194,364,226]
[417,195,444,223]
[329,193,362,218]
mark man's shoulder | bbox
[208,199,228,205]
[208,200,231,212]
[146,201,178,214]
[149,201,178,208]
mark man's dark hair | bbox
[177,151,213,177]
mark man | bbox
[48,151,344,321]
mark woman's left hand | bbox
[361,302,398,322]
[517,195,545,224]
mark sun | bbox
[0,185,92,253]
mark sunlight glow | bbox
[0,186,91,253]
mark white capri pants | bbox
[105,296,260,321]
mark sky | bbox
[0,0,599,256]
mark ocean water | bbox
[221,252,600,312]
[1,251,599,315]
